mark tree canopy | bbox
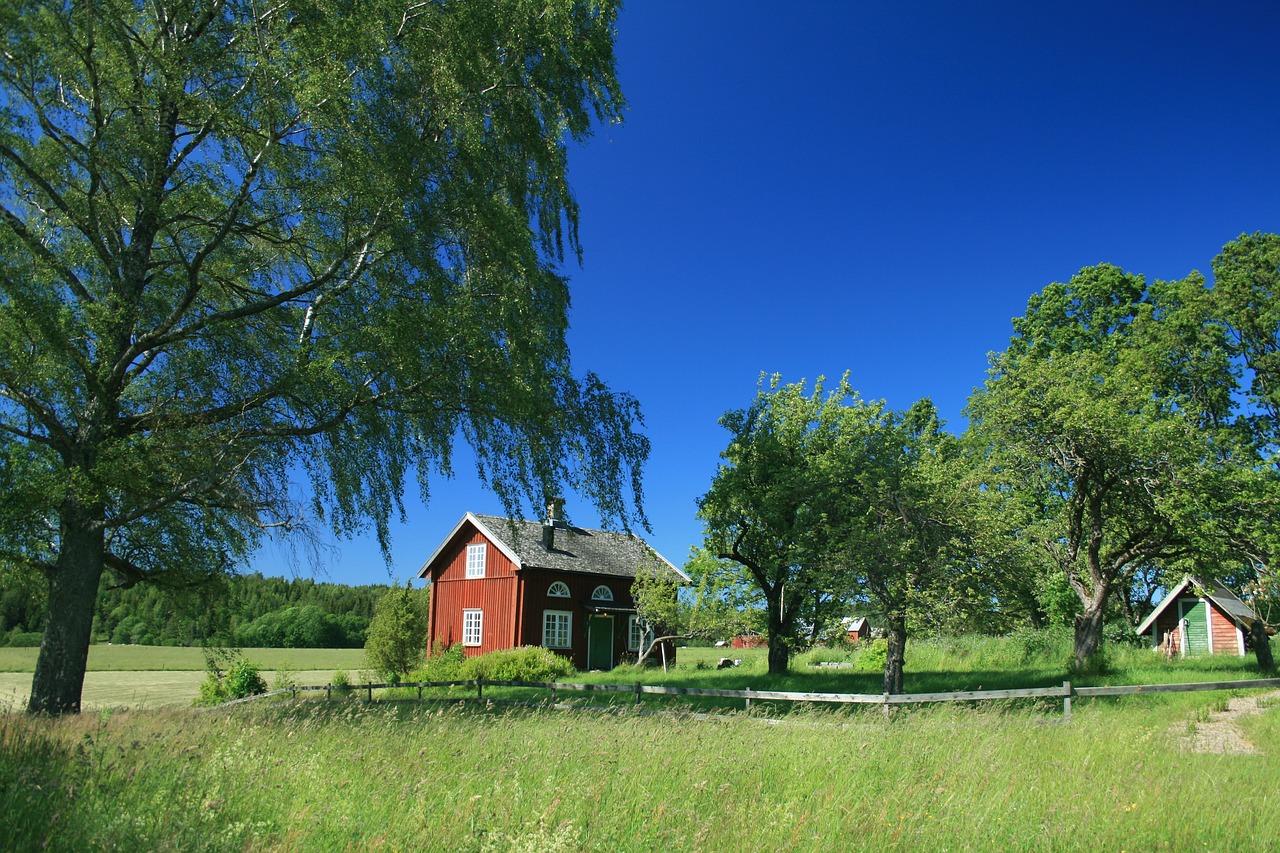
[966,255,1275,669]
[0,0,644,714]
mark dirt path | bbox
[1175,690,1280,755]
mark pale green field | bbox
[0,646,372,711]
[0,645,369,672]
[0,670,358,711]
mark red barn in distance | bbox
[418,502,687,671]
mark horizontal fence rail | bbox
[212,676,1280,721]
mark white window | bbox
[628,615,645,651]
[543,610,572,648]
[466,543,486,578]
[463,609,483,646]
[591,585,613,601]
[548,581,570,598]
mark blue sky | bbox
[257,1,1280,587]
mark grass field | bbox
[3,689,1277,850]
[0,645,369,673]
[3,638,1279,849]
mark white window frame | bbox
[591,584,613,601]
[628,615,644,652]
[462,609,483,646]
[465,543,487,578]
[548,581,570,598]
[543,610,573,648]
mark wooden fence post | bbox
[417,684,423,701]
[1062,681,1072,723]
[883,692,891,722]
[635,682,642,706]
[366,682,372,703]
[477,676,484,702]
[744,687,752,713]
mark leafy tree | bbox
[1213,232,1280,444]
[698,376,860,675]
[0,1,645,714]
[966,264,1241,670]
[364,583,429,683]
[630,548,754,665]
[826,399,970,693]
[699,376,970,688]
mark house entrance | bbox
[1179,598,1209,654]
[587,614,614,670]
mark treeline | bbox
[0,573,398,649]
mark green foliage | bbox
[459,646,576,682]
[699,373,973,690]
[1,0,643,714]
[852,638,890,673]
[194,655,267,706]
[964,255,1272,669]
[414,643,469,683]
[1004,625,1074,666]
[330,669,351,689]
[271,661,297,691]
[4,630,42,648]
[364,584,429,682]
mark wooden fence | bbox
[216,676,1280,721]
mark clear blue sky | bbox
[256,1,1280,587]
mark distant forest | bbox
[0,573,398,649]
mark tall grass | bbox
[3,693,1275,851]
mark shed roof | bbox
[1134,576,1259,636]
[417,512,689,584]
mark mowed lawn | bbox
[0,646,369,711]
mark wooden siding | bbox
[426,527,519,657]
[518,569,637,670]
[1210,604,1243,654]
[1149,596,1244,657]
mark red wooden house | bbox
[1134,576,1260,657]
[418,505,687,670]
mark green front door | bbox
[587,614,614,670]
[1180,598,1209,654]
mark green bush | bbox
[194,655,268,706]
[459,646,576,682]
[1006,624,1073,665]
[852,638,889,673]
[413,642,468,683]
[330,669,351,689]
[4,630,43,648]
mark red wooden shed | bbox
[418,504,687,671]
[1134,576,1259,657]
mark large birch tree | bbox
[0,0,647,715]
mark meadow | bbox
[2,635,1279,850]
[0,646,370,712]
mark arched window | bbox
[591,585,613,601]
[548,581,570,598]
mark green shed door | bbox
[587,614,614,670]
[1179,598,1209,654]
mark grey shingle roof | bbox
[471,514,688,583]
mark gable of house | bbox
[1135,576,1257,657]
